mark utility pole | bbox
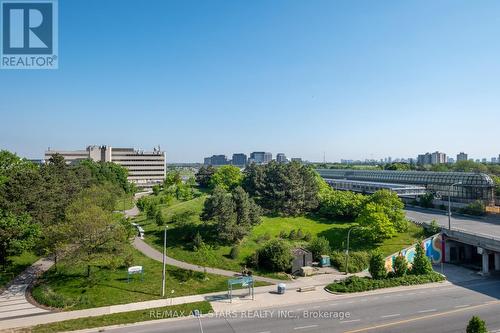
[162,226,168,297]
[345,226,360,275]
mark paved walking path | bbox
[133,237,282,284]
[0,257,54,321]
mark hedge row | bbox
[326,272,445,293]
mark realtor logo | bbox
[1,0,58,69]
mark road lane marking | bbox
[294,324,318,330]
[343,300,500,333]
[256,331,271,333]
[381,314,400,318]
[418,309,436,313]
[341,319,361,324]
[454,304,470,308]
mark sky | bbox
[1,0,500,162]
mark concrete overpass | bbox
[406,207,500,275]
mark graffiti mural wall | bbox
[385,233,442,272]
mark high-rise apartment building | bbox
[457,152,468,162]
[276,153,287,163]
[203,155,228,166]
[431,151,447,165]
[44,145,166,189]
[231,153,247,167]
[249,152,272,164]
[417,153,432,165]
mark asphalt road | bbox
[98,277,500,333]
[405,207,500,238]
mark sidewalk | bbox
[0,257,54,322]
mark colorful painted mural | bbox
[385,233,442,272]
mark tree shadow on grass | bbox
[97,283,159,297]
[150,222,223,250]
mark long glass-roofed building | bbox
[317,169,495,205]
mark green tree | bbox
[411,243,433,275]
[209,165,243,191]
[319,188,366,220]
[79,159,131,193]
[307,237,331,261]
[0,210,40,268]
[152,184,161,196]
[369,252,387,280]
[196,242,217,277]
[192,232,204,250]
[242,163,265,197]
[356,203,397,242]
[201,187,261,243]
[466,316,487,333]
[393,254,408,277]
[246,162,319,216]
[155,210,166,227]
[367,190,407,232]
[195,165,216,188]
[65,200,128,277]
[257,239,293,272]
[419,192,435,208]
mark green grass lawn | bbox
[31,246,256,310]
[133,196,425,276]
[0,251,39,289]
[30,301,212,333]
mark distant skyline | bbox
[1,1,500,162]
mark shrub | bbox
[419,192,434,208]
[460,200,486,216]
[279,230,288,239]
[155,210,166,227]
[32,285,76,309]
[245,252,259,268]
[369,252,387,280]
[411,243,433,275]
[192,232,204,250]
[427,220,441,235]
[467,316,487,333]
[393,255,408,277]
[303,232,312,242]
[229,246,240,259]
[257,239,293,272]
[326,272,445,293]
[256,232,271,244]
[296,229,304,240]
[331,251,370,273]
[288,230,296,240]
[307,237,331,261]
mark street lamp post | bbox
[162,226,168,297]
[345,226,360,275]
[448,182,462,230]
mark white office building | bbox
[45,145,166,189]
